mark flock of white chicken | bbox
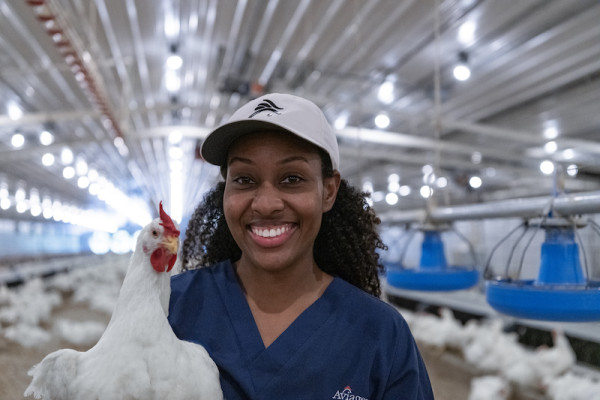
[0,255,128,350]
[398,305,600,400]
[1,255,600,399]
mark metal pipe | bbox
[381,190,600,224]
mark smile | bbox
[250,224,293,238]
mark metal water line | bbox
[381,190,600,224]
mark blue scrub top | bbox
[168,260,433,400]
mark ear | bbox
[322,171,341,213]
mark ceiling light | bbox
[453,51,471,81]
[30,204,42,217]
[61,147,74,164]
[76,158,88,175]
[166,54,183,70]
[11,133,25,148]
[0,198,10,210]
[40,130,54,145]
[399,185,411,196]
[469,176,482,189]
[378,80,395,104]
[453,64,471,81]
[543,124,559,139]
[77,176,90,189]
[42,153,55,166]
[15,187,26,201]
[165,70,181,92]
[385,192,399,205]
[471,151,482,164]
[544,141,557,154]
[16,201,28,214]
[164,15,180,39]
[334,114,348,130]
[458,21,476,45]
[168,129,183,144]
[63,166,75,179]
[567,164,578,176]
[372,191,385,202]
[374,113,390,129]
[388,173,400,183]
[7,102,23,120]
[562,149,575,160]
[436,176,448,188]
[420,185,433,198]
[540,160,555,175]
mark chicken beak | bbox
[162,235,179,255]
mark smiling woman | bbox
[168,93,434,400]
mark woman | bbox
[168,93,433,399]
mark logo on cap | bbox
[248,99,283,118]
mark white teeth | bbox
[253,225,290,238]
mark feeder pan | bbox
[386,225,480,292]
[485,217,600,322]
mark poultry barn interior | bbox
[1,0,600,398]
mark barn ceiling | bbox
[1,0,599,229]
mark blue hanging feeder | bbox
[386,224,480,291]
[485,216,600,322]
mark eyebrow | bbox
[228,155,311,166]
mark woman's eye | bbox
[233,176,254,185]
[282,175,303,184]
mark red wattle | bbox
[167,254,177,272]
[151,248,174,273]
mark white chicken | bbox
[24,203,223,400]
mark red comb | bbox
[159,201,180,236]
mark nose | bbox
[251,182,284,215]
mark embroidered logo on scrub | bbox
[248,99,283,118]
[331,385,369,400]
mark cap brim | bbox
[201,120,303,166]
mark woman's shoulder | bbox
[171,260,232,292]
[330,278,410,330]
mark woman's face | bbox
[223,131,339,275]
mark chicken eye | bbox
[152,229,159,238]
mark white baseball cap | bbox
[201,93,340,170]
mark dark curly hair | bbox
[181,151,387,297]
